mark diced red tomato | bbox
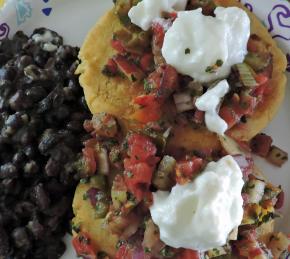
[124,134,159,200]
[252,74,269,97]
[115,244,132,259]
[152,22,166,48]
[159,65,179,93]
[113,54,145,82]
[249,248,263,258]
[232,155,254,180]
[247,38,259,53]
[111,39,126,53]
[72,232,97,259]
[124,161,154,200]
[219,94,257,129]
[219,105,241,129]
[83,120,94,133]
[82,147,97,175]
[132,104,162,123]
[176,157,203,184]
[255,74,269,86]
[178,249,200,259]
[169,12,177,19]
[193,110,205,124]
[127,133,157,163]
[134,94,157,107]
[275,190,285,209]
[250,133,273,157]
[242,193,250,205]
[140,53,154,72]
[103,58,119,76]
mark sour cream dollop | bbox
[195,79,229,135]
[128,0,187,31]
[150,155,244,251]
[162,7,250,82]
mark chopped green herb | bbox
[144,247,151,253]
[80,178,89,184]
[83,193,88,200]
[185,48,191,54]
[71,222,81,233]
[144,79,154,94]
[131,74,137,82]
[160,246,174,257]
[125,171,133,178]
[205,66,214,73]
[216,59,223,67]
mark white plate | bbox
[1,0,289,258]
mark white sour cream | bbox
[128,0,187,31]
[162,7,250,82]
[195,79,229,135]
[150,155,244,251]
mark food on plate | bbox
[72,113,290,258]
[76,0,287,142]
[0,28,90,258]
[250,133,288,167]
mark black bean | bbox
[38,129,61,154]
[25,86,47,102]
[45,158,60,177]
[9,90,26,111]
[17,55,33,70]
[24,161,39,175]
[2,66,17,81]
[13,151,26,166]
[32,184,50,210]
[0,227,10,256]
[66,120,83,132]
[27,219,44,239]
[2,179,21,195]
[23,146,36,159]
[12,227,31,249]
[0,163,18,179]
[15,201,35,218]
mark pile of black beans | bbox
[0,28,90,259]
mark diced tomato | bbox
[115,244,132,259]
[252,74,269,97]
[123,134,159,200]
[193,110,205,124]
[242,193,250,205]
[158,65,179,93]
[178,249,200,259]
[124,160,154,200]
[127,133,157,163]
[132,104,162,123]
[83,120,94,133]
[176,157,203,184]
[169,12,177,19]
[250,133,273,157]
[134,94,157,107]
[232,155,253,180]
[220,94,257,129]
[111,39,126,53]
[152,22,165,48]
[249,248,263,258]
[72,232,97,259]
[82,147,97,175]
[140,53,154,72]
[275,190,285,209]
[113,54,145,82]
[219,105,241,129]
[247,38,259,52]
[255,74,269,86]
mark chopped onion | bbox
[247,178,266,204]
[173,92,194,113]
[97,148,109,175]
